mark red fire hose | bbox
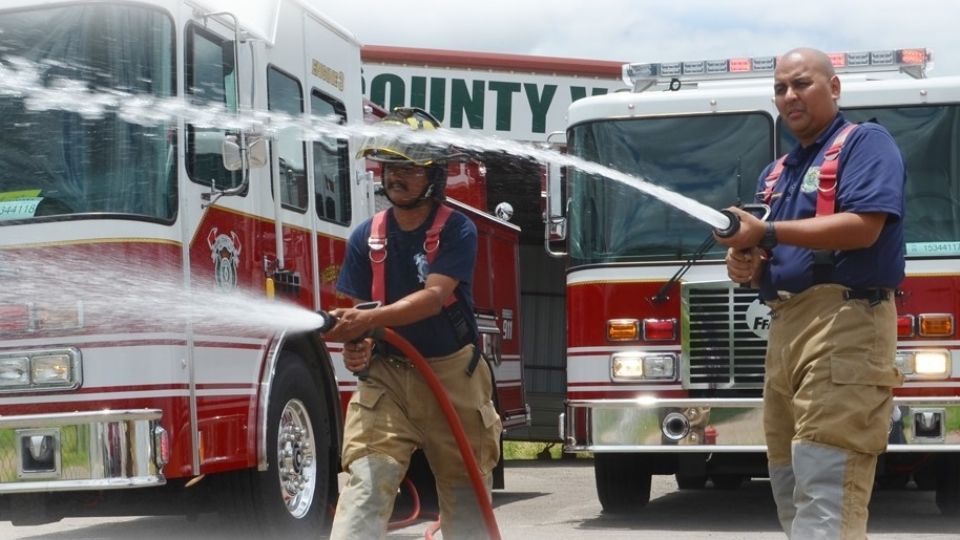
[374,327,502,540]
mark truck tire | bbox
[594,453,651,514]
[675,473,707,490]
[935,453,960,516]
[216,352,333,535]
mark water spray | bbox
[1,55,741,233]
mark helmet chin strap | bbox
[385,181,434,210]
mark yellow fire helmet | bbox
[357,107,459,166]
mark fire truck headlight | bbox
[0,356,30,387]
[643,355,676,379]
[896,349,951,380]
[0,349,81,391]
[611,352,677,381]
[31,353,76,386]
[915,351,950,377]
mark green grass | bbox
[503,440,591,460]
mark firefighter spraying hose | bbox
[319,107,503,540]
[316,310,502,539]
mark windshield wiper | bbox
[650,233,716,304]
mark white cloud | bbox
[316,0,960,76]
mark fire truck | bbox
[0,0,525,532]
[548,48,960,514]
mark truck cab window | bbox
[267,66,307,212]
[568,113,773,264]
[0,4,176,223]
[311,90,350,225]
[185,23,240,191]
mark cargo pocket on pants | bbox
[824,355,903,453]
[831,355,904,388]
[342,387,388,466]
[478,400,502,474]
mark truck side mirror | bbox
[544,131,568,257]
[222,133,268,171]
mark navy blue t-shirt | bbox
[758,113,906,301]
[337,204,478,357]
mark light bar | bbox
[622,48,931,90]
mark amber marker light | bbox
[607,319,639,341]
[919,314,954,337]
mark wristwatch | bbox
[759,221,778,251]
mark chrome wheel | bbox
[275,398,317,518]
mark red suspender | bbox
[425,205,456,307]
[762,155,788,205]
[368,204,456,306]
[424,204,453,266]
[815,123,858,217]
[762,123,859,215]
[368,210,389,304]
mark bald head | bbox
[778,48,836,78]
[774,47,842,146]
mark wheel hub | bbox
[276,399,317,518]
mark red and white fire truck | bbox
[0,0,525,532]
[549,48,960,514]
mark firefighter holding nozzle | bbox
[714,48,905,539]
[323,107,502,540]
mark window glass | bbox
[267,67,307,212]
[185,23,239,190]
[568,113,774,264]
[0,4,176,223]
[311,90,350,225]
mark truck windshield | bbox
[568,113,773,264]
[779,105,960,258]
[0,4,176,224]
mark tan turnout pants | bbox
[764,284,902,540]
[330,344,503,540]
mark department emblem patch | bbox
[207,228,242,291]
[800,166,821,193]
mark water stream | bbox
[0,56,732,333]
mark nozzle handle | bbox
[350,301,382,382]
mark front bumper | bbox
[562,397,960,453]
[0,409,165,494]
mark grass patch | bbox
[503,440,591,460]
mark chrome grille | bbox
[682,282,767,389]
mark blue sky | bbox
[318,0,959,77]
